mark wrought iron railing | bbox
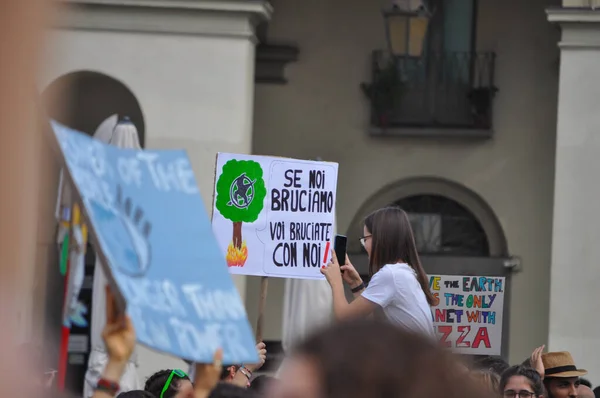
[362,50,497,130]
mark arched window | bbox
[395,194,489,257]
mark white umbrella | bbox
[83,116,142,398]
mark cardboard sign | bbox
[52,122,258,365]
[429,275,505,355]
[211,153,338,279]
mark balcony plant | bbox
[361,58,405,127]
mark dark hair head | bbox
[580,379,593,389]
[593,386,600,398]
[248,375,277,394]
[209,382,256,398]
[144,369,190,398]
[117,391,156,398]
[364,206,436,305]
[220,365,240,380]
[293,318,484,398]
[500,366,544,397]
[474,356,510,376]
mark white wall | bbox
[43,14,260,379]
[252,0,559,363]
[547,9,600,378]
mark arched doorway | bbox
[41,71,145,393]
[347,177,512,360]
[42,70,145,145]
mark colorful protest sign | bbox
[51,122,258,365]
[429,275,505,355]
[212,153,338,280]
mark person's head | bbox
[471,370,500,395]
[248,375,277,395]
[541,352,587,398]
[593,386,600,398]
[271,318,485,398]
[580,379,593,389]
[117,391,157,398]
[475,356,510,377]
[578,385,595,398]
[209,382,256,398]
[500,366,544,398]
[220,365,240,382]
[362,207,436,306]
[144,369,193,398]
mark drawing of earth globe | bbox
[88,200,151,277]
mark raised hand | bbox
[102,287,136,365]
[339,254,363,288]
[193,349,223,398]
[245,342,267,372]
[530,345,545,379]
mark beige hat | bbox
[542,351,587,378]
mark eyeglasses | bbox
[160,369,187,398]
[359,235,372,248]
[503,390,537,398]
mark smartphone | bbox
[334,235,347,269]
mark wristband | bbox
[96,378,120,395]
[351,282,365,293]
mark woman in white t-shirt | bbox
[321,206,436,338]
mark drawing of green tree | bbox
[215,159,267,251]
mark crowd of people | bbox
[44,207,598,398]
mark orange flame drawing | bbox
[226,241,248,267]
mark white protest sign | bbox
[212,153,338,279]
[429,275,505,355]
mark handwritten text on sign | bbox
[212,154,338,280]
[429,275,505,355]
[52,122,258,364]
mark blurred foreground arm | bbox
[193,349,223,398]
[93,288,136,398]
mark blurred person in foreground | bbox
[1,0,60,396]
[578,384,595,398]
[248,375,277,396]
[270,318,486,398]
[208,383,256,398]
[471,369,501,396]
[475,356,510,377]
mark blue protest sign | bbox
[51,121,258,365]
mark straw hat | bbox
[542,351,587,378]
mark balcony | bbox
[362,50,497,138]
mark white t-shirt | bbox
[361,263,435,338]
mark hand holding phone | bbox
[334,235,347,271]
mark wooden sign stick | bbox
[255,276,269,343]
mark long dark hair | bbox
[500,366,544,397]
[364,206,436,306]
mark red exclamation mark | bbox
[323,241,330,265]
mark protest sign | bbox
[429,275,505,355]
[212,153,338,280]
[51,122,258,365]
